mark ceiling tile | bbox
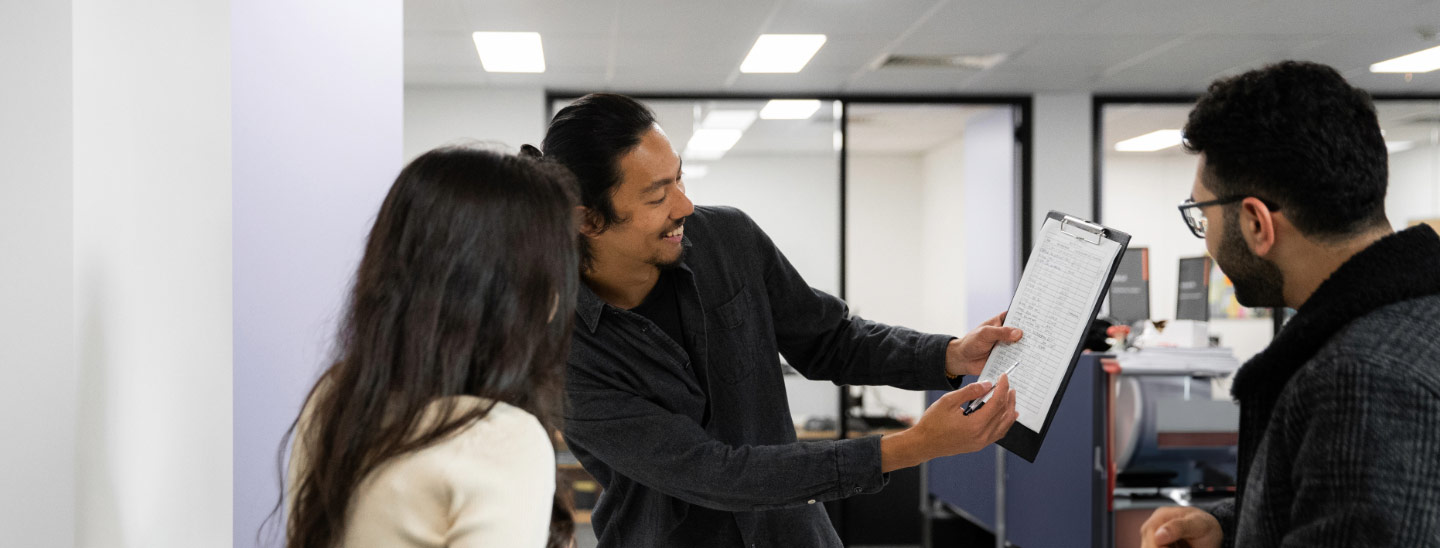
[405,0,1440,94]
[453,0,620,34]
[615,0,774,35]
[1068,0,1262,35]
[1006,35,1182,69]
[404,0,467,32]
[766,0,937,36]
[405,31,482,69]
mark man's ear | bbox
[577,206,604,238]
[1239,197,1277,257]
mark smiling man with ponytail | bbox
[541,93,1026,547]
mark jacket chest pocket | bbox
[706,287,770,384]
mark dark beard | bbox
[1215,207,1286,308]
[652,219,687,269]
[654,246,686,270]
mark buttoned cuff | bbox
[918,334,960,390]
[835,435,889,498]
[1203,498,1237,548]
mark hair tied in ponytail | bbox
[520,144,544,159]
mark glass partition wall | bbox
[843,103,1022,439]
[1099,100,1274,361]
[844,102,1024,544]
[1097,96,1440,362]
[1097,96,1440,548]
[1378,100,1440,234]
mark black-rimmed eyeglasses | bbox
[1177,196,1281,238]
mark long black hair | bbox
[274,146,579,548]
[539,93,657,271]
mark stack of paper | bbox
[1114,347,1241,376]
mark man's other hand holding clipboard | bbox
[879,311,1023,473]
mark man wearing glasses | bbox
[1140,61,1440,548]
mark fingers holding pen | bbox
[975,374,1017,443]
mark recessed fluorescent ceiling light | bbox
[701,110,758,131]
[1115,129,1183,152]
[687,129,743,150]
[760,99,822,120]
[740,34,827,73]
[684,129,743,160]
[1387,141,1416,153]
[472,32,546,73]
[684,149,727,161]
[1370,44,1440,74]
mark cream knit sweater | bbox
[287,396,556,547]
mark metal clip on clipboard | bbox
[1061,215,1105,245]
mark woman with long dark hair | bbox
[280,146,578,548]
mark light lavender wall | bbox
[232,1,403,546]
[0,1,76,544]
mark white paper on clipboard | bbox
[978,215,1124,431]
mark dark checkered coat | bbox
[1207,225,1440,547]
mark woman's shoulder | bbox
[420,397,555,472]
[444,398,551,447]
[359,398,554,500]
[343,398,556,546]
[417,398,556,512]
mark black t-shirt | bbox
[630,270,685,350]
[629,270,710,413]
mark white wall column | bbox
[0,2,77,545]
[72,0,233,546]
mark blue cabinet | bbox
[927,353,1112,548]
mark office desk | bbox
[926,353,1112,547]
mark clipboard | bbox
[979,211,1130,462]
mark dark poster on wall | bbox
[1107,247,1149,324]
[1176,256,1212,321]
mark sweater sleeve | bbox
[446,406,558,548]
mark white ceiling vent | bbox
[875,53,1006,70]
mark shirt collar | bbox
[575,236,695,334]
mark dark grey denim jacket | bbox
[564,206,956,547]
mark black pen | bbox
[962,361,1020,416]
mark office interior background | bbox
[2,0,1438,546]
